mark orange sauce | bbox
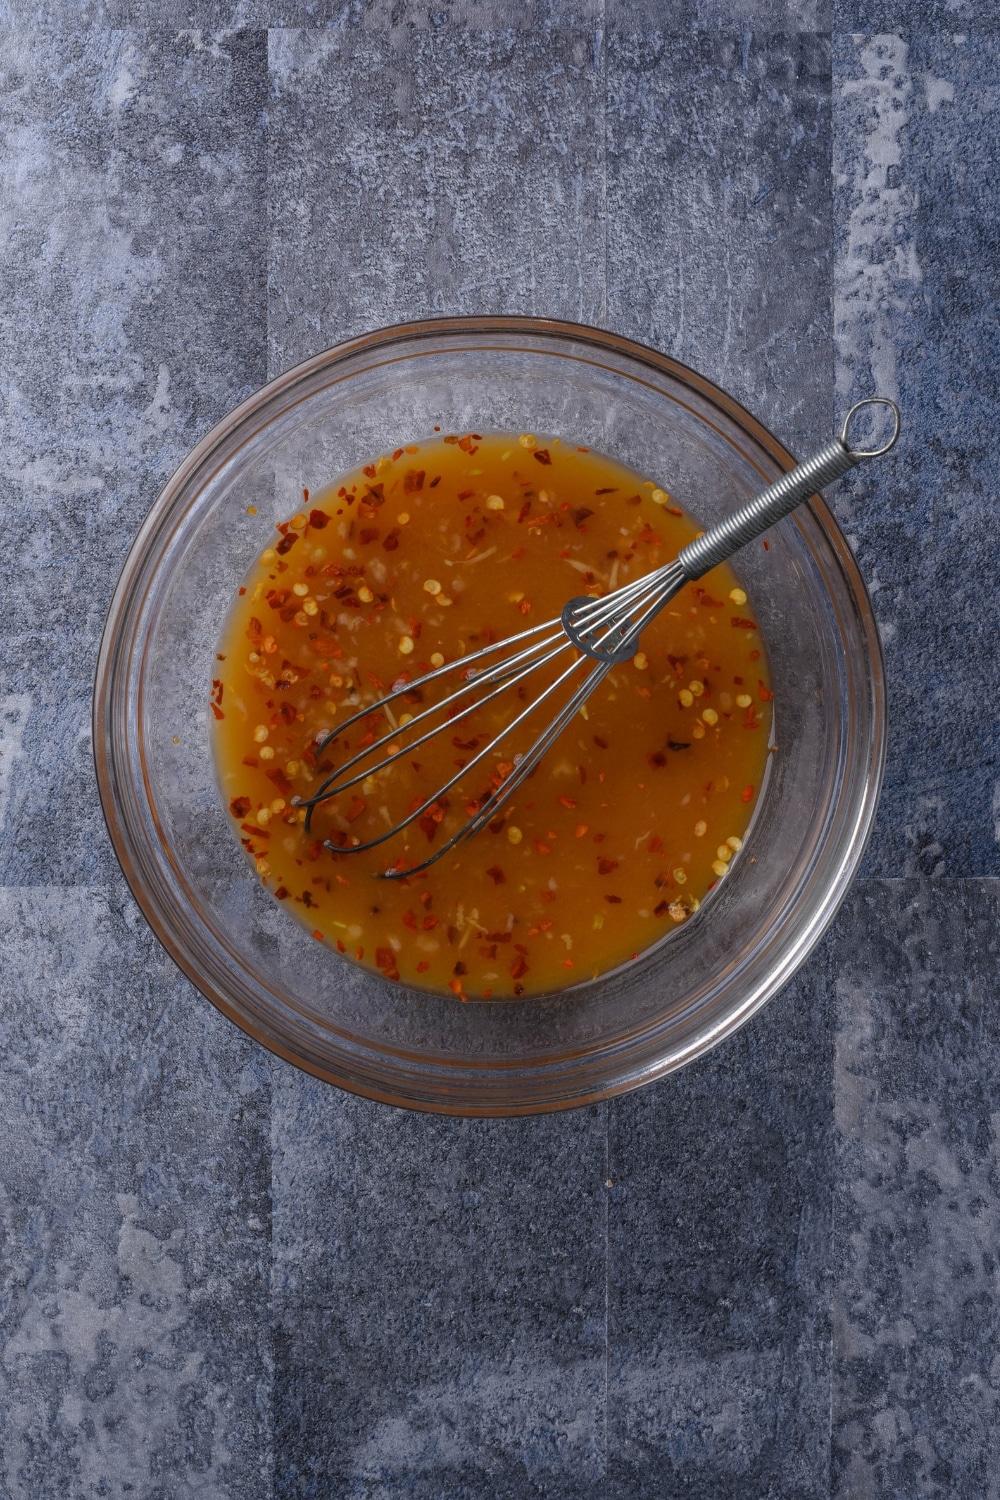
[211,432,772,998]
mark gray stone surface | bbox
[272,1087,606,1498]
[833,881,1000,1497]
[833,30,1000,880]
[606,28,832,451]
[0,5,997,1497]
[0,888,271,1497]
[608,959,834,1499]
[0,29,266,888]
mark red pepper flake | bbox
[578,765,587,785]
[732,616,758,630]
[518,600,532,616]
[359,526,379,545]
[598,857,619,875]
[654,900,670,917]
[308,508,329,529]
[453,961,468,977]
[418,814,440,841]
[210,703,225,720]
[763,539,770,550]
[742,784,755,803]
[422,914,439,930]
[265,768,293,796]
[416,960,430,973]
[457,488,475,501]
[534,839,552,855]
[448,978,465,996]
[276,532,298,555]
[700,593,724,608]
[486,865,506,885]
[758,679,774,701]
[238,586,246,595]
[457,433,480,454]
[743,706,760,729]
[345,795,367,822]
[392,448,404,461]
[312,930,324,942]
[572,506,594,528]
[336,939,346,953]
[510,954,529,980]
[575,824,588,838]
[375,947,400,980]
[593,736,608,750]
[533,448,552,465]
[230,796,251,819]
[639,523,661,546]
[242,755,259,768]
[648,834,663,853]
[363,463,377,477]
[750,648,761,661]
[404,469,425,492]
[647,750,667,768]
[562,958,575,969]
[541,891,556,904]
[557,796,577,809]
[595,487,617,495]
[401,909,418,931]
[517,500,532,523]
[605,894,623,904]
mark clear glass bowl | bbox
[94,317,885,1116]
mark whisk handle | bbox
[676,397,900,580]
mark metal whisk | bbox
[296,398,900,877]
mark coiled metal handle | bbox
[677,398,900,581]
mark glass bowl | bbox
[93,317,885,1116]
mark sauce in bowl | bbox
[211,432,773,998]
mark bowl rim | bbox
[93,314,886,1114]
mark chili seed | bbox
[253,725,269,743]
[702,707,719,726]
[486,495,505,510]
[729,587,747,606]
[679,689,694,708]
[694,820,707,837]
[399,636,415,655]
[423,579,442,595]
[507,826,523,845]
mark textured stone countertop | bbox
[1,4,997,1496]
